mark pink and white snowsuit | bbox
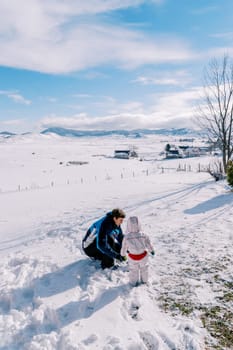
[120,216,154,285]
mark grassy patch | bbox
[159,295,233,349]
[158,295,194,316]
[157,257,233,349]
[217,291,233,303]
[200,306,233,349]
[224,281,233,289]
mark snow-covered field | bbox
[0,134,232,350]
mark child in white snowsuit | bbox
[120,216,154,286]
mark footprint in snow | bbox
[82,333,98,346]
[139,331,160,350]
[130,302,141,320]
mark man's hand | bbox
[118,255,127,262]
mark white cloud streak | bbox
[0,119,24,126]
[210,32,233,40]
[0,0,194,74]
[203,47,233,62]
[133,70,193,86]
[0,90,31,105]
[40,87,201,130]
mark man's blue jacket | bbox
[82,212,124,259]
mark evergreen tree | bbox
[226,160,233,187]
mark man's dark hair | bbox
[112,208,126,219]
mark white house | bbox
[114,149,138,159]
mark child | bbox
[121,216,154,286]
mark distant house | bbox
[199,146,212,155]
[66,161,89,166]
[180,146,210,158]
[168,145,209,158]
[114,149,138,159]
[166,149,183,159]
[188,147,202,157]
[165,145,184,159]
[182,146,201,158]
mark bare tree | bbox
[196,55,233,172]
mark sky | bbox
[0,0,233,133]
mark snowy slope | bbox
[0,134,232,350]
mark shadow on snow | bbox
[184,193,233,215]
[0,261,128,349]
[0,258,98,315]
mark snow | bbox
[0,133,232,349]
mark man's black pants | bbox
[83,238,120,269]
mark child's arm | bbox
[145,234,154,254]
[120,237,128,257]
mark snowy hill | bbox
[0,127,201,140]
[0,135,232,350]
[41,127,199,138]
[0,131,16,138]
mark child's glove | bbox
[151,250,155,256]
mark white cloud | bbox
[0,0,164,21]
[39,87,201,130]
[0,0,194,74]
[203,47,233,62]
[40,111,194,131]
[0,90,31,105]
[210,32,233,40]
[134,76,180,85]
[0,119,23,126]
[133,70,192,86]
[8,94,31,105]
[72,94,92,99]
[149,88,201,119]
[0,117,37,133]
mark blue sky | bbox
[0,0,233,133]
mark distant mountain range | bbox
[0,131,16,138]
[40,127,200,138]
[0,127,202,139]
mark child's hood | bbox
[126,216,142,234]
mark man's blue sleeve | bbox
[97,221,120,259]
